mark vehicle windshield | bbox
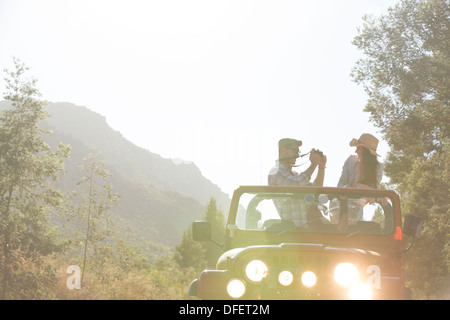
[235,190,395,236]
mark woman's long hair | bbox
[359,147,379,188]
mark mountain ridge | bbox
[44,102,229,204]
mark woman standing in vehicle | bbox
[338,133,383,189]
[332,133,384,229]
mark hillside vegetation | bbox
[0,60,228,299]
[0,99,231,258]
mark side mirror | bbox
[192,221,212,241]
[403,215,423,238]
[402,215,423,253]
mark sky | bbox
[0,0,400,198]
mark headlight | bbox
[349,283,372,300]
[334,262,359,286]
[227,279,246,299]
[278,271,294,286]
[245,260,268,282]
[301,271,317,287]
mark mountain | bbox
[0,100,231,258]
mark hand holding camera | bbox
[314,149,324,157]
[310,148,327,168]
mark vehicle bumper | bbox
[189,270,406,300]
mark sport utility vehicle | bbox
[189,186,421,300]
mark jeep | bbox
[189,186,421,300]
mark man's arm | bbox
[308,150,327,186]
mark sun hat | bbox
[349,133,380,157]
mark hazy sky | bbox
[0,0,400,198]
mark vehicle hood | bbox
[217,242,385,269]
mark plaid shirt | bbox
[268,161,312,226]
[268,161,312,186]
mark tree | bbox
[174,197,225,270]
[0,58,70,299]
[72,151,120,286]
[352,0,449,298]
[202,198,225,268]
[174,228,206,270]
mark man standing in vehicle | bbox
[267,138,327,226]
[268,138,327,187]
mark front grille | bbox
[241,254,332,299]
[270,254,331,276]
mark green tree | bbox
[0,58,70,299]
[202,198,225,268]
[72,151,120,286]
[174,228,206,270]
[352,0,449,299]
[174,197,225,270]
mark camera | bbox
[314,149,324,157]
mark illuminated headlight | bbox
[334,262,359,287]
[245,260,268,282]
[349,283,372,300]
[227,279,246,299]
[301,271,317,287]
[278,271,294,286]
